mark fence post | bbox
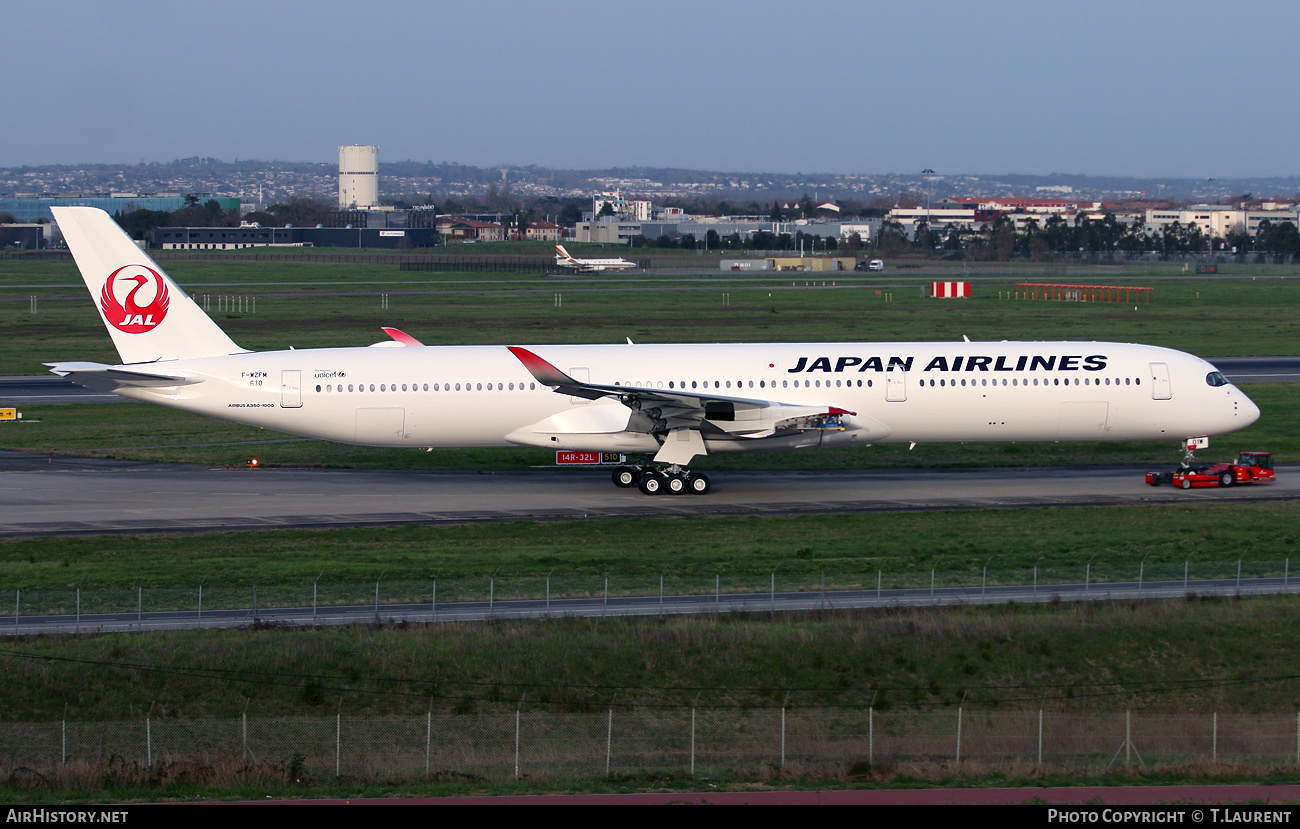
[146,716,152,767]
[62,717,66,766]
[514,709,520,780]
[1213,711,1218,762]
[956,706,962,763]
[426,711,432,776]
[869,706,874,766]
[242,711,248,761]
[690,708,696,777]
[780,707,786,769]
[335,709,341,778]
[1038,709,1043,766]
[606,708,613,779]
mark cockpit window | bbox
[1206,371,1230,387]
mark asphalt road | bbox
[0,450,1295,538]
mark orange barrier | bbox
[1016,283,1152,302]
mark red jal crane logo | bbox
[100,265,170,333]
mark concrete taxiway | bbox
[0,450,1294,537]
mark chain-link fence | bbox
[4,558,1295,623]
[3,708,1297,784]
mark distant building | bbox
[1143,205,1300,238]
[524,221,561,241]
[338,145,379,209]
[435,217,504,242]
[0,224,46,250]
[575,219,644,245]
[2,194,239,223]
[155,225,438,249]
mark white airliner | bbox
[554,244,636,272]
[49,206,1259,495]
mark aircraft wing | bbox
[507,346,854,436]
[45,361,205,392]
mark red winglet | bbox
[508,346,575,387]
[827,406,857,416]
[381,327,424,346]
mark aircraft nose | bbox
[1237,390,1261,426]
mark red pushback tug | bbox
[1146,452,1275,490]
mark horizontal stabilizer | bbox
[46,361,204,392]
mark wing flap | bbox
[507,346,855,432]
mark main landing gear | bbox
[611,463,711,495]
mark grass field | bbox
[0,501,1296,591]
[3,257,1300,375]
[6,595,1300,721]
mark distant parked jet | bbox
[554,244,636,272]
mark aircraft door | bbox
[568,367,591,404]
[885,371,907,402]
[280,370,302,408]
[1149,362,1172,400]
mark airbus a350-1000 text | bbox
[48,207,1260,495]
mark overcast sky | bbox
[8,0,1297,179]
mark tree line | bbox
[874,213,1300,260]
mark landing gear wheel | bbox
[1180,478,1192,489]
[1220,471,1234,487]
[665,473,687,495]
[688,473,711,495]
[638,472,665,495]
[612,467,639,488]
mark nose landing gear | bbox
[612,462,711,495]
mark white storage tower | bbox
[338,145,379,208]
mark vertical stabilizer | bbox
[52,207,246,363]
